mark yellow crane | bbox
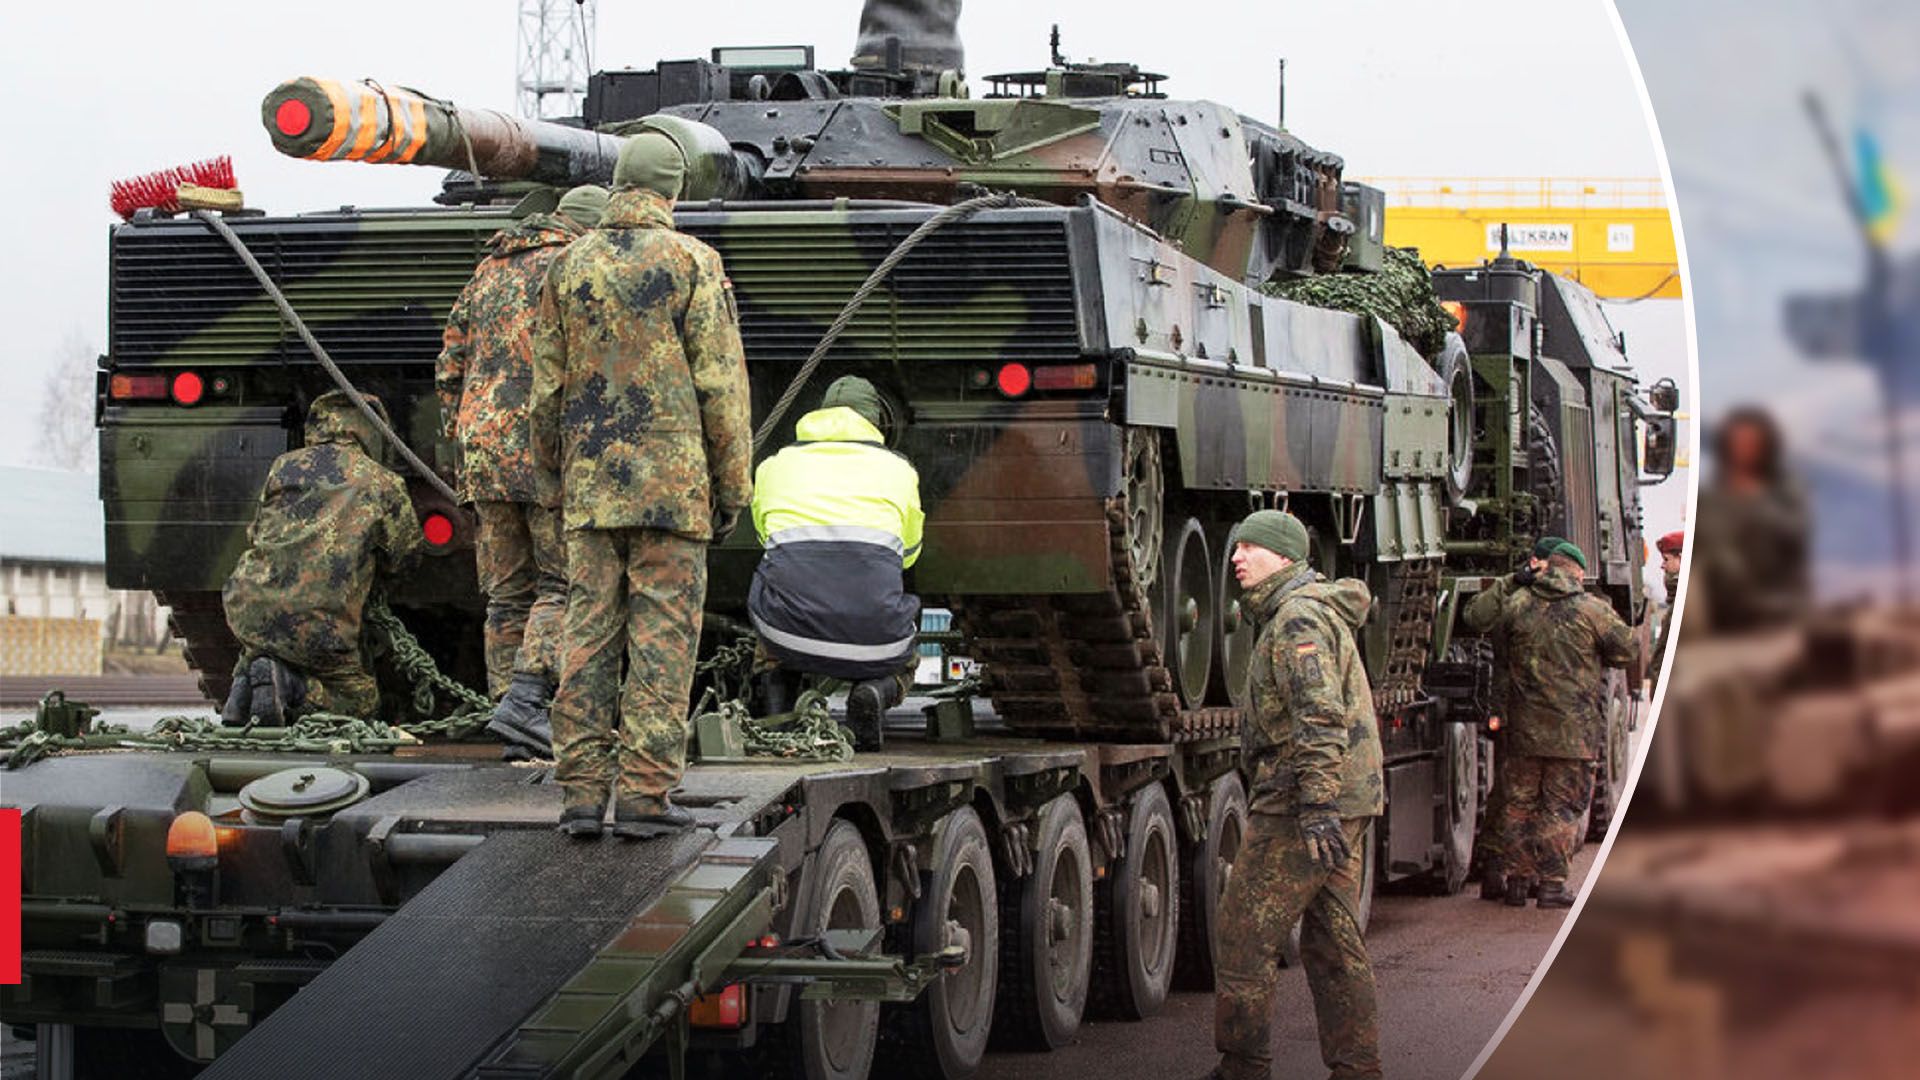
[1360,177,1681,300]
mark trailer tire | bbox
[1587,673,1634,841]
[1427,722,1479,895]
[1175,772,1246,990]
[784,819,882,1080]
[882,806,998,1079]
[991,795,1093,1051]
[1090,783,1180,1019]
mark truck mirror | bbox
[1647,377,1679,414]
[1640,414,1677,481]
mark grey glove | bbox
[1298,804,1350,871]
[711,506,742,544]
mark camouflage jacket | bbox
[530,189,752,536]
[223,394,422,658]
[1243,562,1384,818]
[1695,481,1810,633]
[436,213,581,505]
[1463,567,1637,759]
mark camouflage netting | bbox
[1264,247,1455,359]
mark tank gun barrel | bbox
[262,77,623,185]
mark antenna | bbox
[517,0,597,120]
[1050,24,1066,68]
[1277,58,1286,129]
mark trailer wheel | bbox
[785,820,882,1080]
[1091,783,1180,1019]
[883,806,998,1079]
[1174,772,1246,990]
[1427,722,1479,895]
[992,795,1093,1050]
[1587,674,1634,841]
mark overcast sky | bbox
[0,0,1676,487]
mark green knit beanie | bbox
[821,376,884,427]
[1551,540,1588,569]
[554,184,609,228]
[1532,534,1567,559]
[612,132,686,198]
[1231,510,1310,562]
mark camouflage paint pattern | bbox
[1214,812,1381,1080]
[1241,562,1384,817]
[550,528,707,809]
[472,500,567,693]
[1494,755,1591,886]
[530,189,753,537]
[222,391,421,715]
[437,213,583,506]
[1461,567,1637,759]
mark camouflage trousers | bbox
[473,500,568,695]
[1477,729,1511,870]
[1215,813,1381,1080]
[550,527,706,810]
[1496,754,1592,886]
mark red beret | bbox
[1656,531,1685,556]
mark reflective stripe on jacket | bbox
[748,407,924,678]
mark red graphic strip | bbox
[1,808,19,985]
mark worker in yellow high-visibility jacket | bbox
[748,376,924,750]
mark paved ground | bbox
[978,840,1600,1080]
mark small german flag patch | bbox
[1294,642,1318,654]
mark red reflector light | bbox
[275,98,312,137]
[689,984,745,1029]
[1033,363,1098,391]
[170,371,205,406]
[422,513,455,547]
[1488,716,1502,732]
[110,374,169,400]
[995,363,1031,398]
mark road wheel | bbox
[785,819,881,1080]
[1161,518,1215,708]
[1176,773,1247,990]
[1214,538,1255,710]
[1587,673,1634,841]
[882,806,998,1079]
[1428,722,1479,895]
[1091,783,1180,1019]
[1124,430,1166,592]
[992,795,1093,1051]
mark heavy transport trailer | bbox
[6,724,1301,1079]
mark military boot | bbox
[487,672,554,758]
[843,678,899,752]
[246,657,306,725]
[1504,875,1533,908]
[557,803,604,839]
[220,667,252,727]
[1478,862,1506,902]
[751,670,794,718]
[1535,881,1575,909]
[611,799,695,840]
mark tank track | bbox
[957,497,1237,744]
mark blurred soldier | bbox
[1211,510,1383,1080]
[438,184,610,758]
[1464,540,1637,908]
[222,390,422,723]
[1695,408,1809,632]
[1476,534,1564,902]
[1652,530,1685,676]
[748,375,924,751]
[531,133,751,839]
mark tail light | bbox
[110,374,169,401]
[170,371,205,406]
[994,363,1032,398]
[689,983,746,1029]
[1033,364,1098,391]
[421,512,456,548]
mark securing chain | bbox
[691,632,854,763]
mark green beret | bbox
[1551,540,1588,569]
[612,132,686,198]
[1231,510,1309,562]
[821,376,884,427]
[554,184,609,228]
[1533,535,1567,559]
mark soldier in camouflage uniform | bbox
[1478,534,1565,901]
[1652,530,1684,679]
[531,132,752,839]
[1211,510,1383,1080]
[221,390,422,723]
[1463,540,1637,908]
[1695,408,1808,633]
[438,184,609,758]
